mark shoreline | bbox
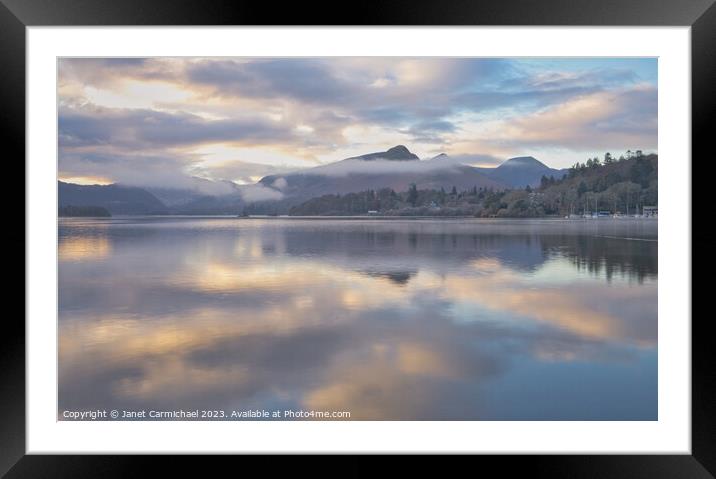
[60,214,658,221]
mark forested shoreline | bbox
[288,153,657,217]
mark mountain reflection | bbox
[59,218,657,420]
[360,270,417,285]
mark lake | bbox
[58,217,657,420]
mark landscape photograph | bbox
[58,57,657,421]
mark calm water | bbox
[58,217,657,420]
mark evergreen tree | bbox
[407,183,418,206]
[577,181,588,197]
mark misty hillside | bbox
[482,156,567,188]
[58,145,586,216]
[145,177,240,207]
[258,145,507,203]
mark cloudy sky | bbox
[58,57,657,188]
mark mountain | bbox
[346,144,419,161]
[57,147,570,216]
[258,146,506,207]
[58,181,168,215]
[485,156,567,188]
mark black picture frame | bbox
[4,0,713,475]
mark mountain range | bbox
[58,145,567,215]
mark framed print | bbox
[5,0,714,474]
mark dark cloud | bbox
[185,58,518,129]
[59,58,172,86]
[187,59,356,104]
[59,106,296,149]
[400,119,458,144]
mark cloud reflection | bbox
[58,218,657,419]
[59,235,111,261]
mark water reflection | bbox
[59,218,657,420]
[58,234,111,261]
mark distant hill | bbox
[57,146,580,216]
[145,177,240,207]
[145,187,206,207]
[258,146,507,207]
[167,193,245,215]
[482,156,567,188]
[58,205,111,217]
[58,181,168,215]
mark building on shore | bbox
[643,206,658,217]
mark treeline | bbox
[288,153,657,217]
[59,205,111,217]
[289,184,489,216]
[535,152,657,216]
